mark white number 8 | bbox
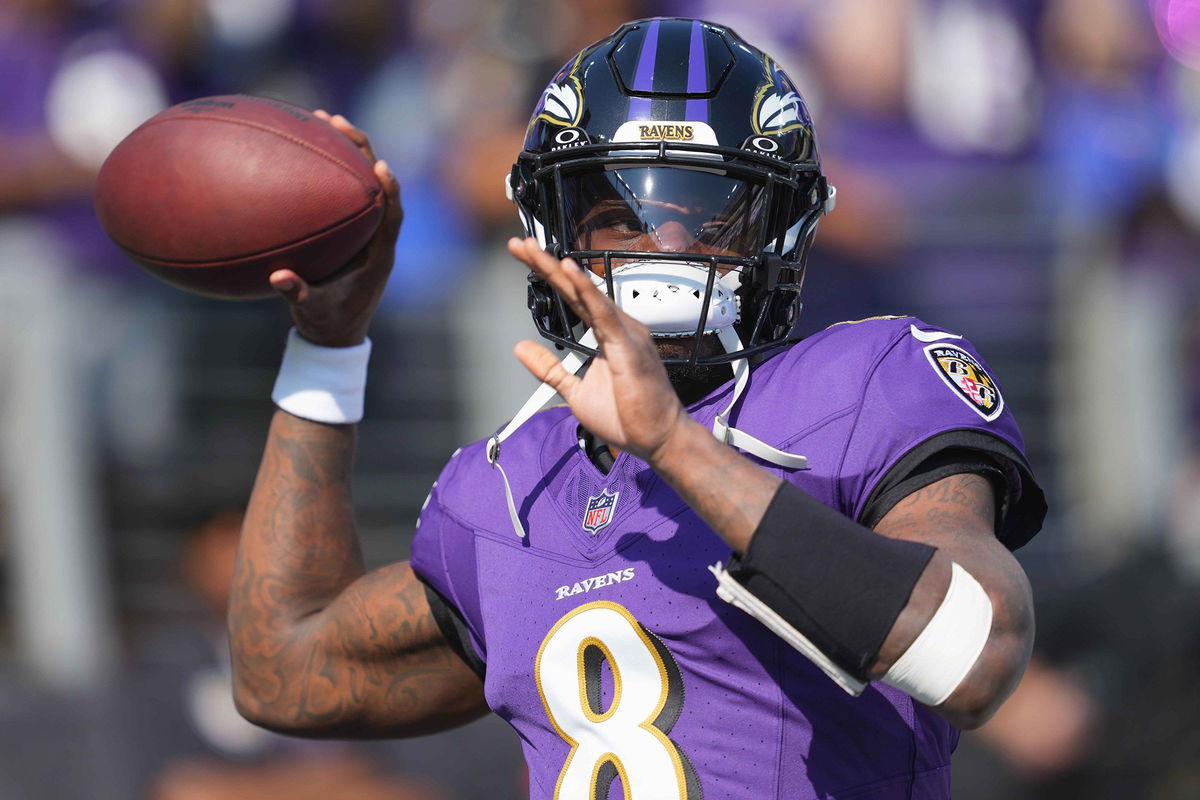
[535,601,701,799]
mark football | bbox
[94,95,385,299]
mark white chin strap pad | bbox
[591,261,740,336]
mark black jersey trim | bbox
[863,448,1007,529]
[422,580,487,680]
[858,429,1047,551]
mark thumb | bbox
[514,339,582,399]
[269,269,310,305]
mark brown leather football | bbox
[95,95,384,299]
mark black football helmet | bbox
[509,17,834,366]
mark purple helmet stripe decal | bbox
[685,20,708,122]
[627,19,660,119]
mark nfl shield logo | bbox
[582,489,620,535]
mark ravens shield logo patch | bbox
[923,343,1003,421]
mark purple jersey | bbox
[411,316,1043,800]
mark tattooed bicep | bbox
[872,473,997,546]
[236,561,487,737]
[324,562,441,654]
[232,412,487,736]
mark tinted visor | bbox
[561,167,768,257]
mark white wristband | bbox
[271,328,371,424]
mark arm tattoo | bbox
[229,411,485,737]
[874,472,995,545]
[871,472,1034,722]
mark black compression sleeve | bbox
[727,482,936,679]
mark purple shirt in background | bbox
[0,17,173,280]
[412,316,1040,800]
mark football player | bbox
[230,18,1046,799]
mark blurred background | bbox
[1,0,1199,797]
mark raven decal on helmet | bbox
[753,58,809,137]
[533,52,585,128]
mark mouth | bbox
[653,334,724,362]
[656,335,735,403]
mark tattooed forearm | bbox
[646,415,783,553]
[229,410,486,738]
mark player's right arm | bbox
[229,411,487,737]
[229,112,487,737]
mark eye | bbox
[590,208,645,235]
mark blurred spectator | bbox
[0,0,179,692]
[960,545,1200,799]
[982,2,1200,790]
[1039,0,1169,232]
[972,655,1095,780]
[1055,191,1187,568]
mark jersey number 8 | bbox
[535,600,702,799]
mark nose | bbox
[649,220,698,252]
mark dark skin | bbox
[229,113,488,736]
[229,115,1033,737]
[230,412,488,737]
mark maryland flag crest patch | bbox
[923,343,1003,421]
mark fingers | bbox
[350,159,401,283]
[508,237,625,337]
[269,269,311,305]
[514,339,581,397]
[506,237,588,304]
[313,108,378,163]
[373,159,403,234]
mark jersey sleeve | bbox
[838,324,1046,550]
[409,450,489,670]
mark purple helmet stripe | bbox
[685,20,708,122]
[627,19,660,119]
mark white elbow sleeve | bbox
[882,562,993,707]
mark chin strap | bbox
[487,328,808,539]
[487,331,596,538]
[712,327,808,470]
